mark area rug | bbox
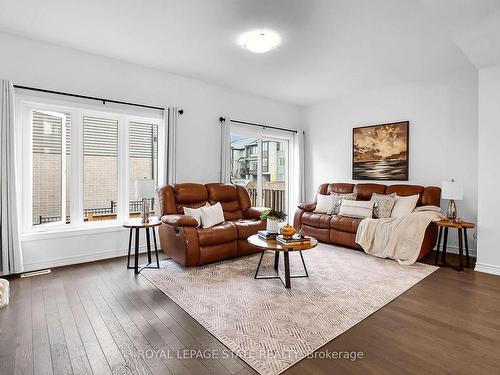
[142,244,437,375]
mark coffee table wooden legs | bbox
[254,250,309,288]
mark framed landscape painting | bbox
[352,121,409,180]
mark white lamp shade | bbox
[135,178,155,199]
[441,180,463,200]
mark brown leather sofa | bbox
[157,183,267,266]
[294,183,441,260]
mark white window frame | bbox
[16,94,165,237]
[230,123,295,215]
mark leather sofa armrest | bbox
[298,202,316,212]
[244,207,270,220]
[161,214,199,227]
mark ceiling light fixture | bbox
[238,29,281,53]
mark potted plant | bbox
[260,209,287,234]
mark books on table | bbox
[258,230,277,240]
[258,231,311,245]
[276,234,311,245]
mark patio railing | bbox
[36,198,155,225]
[245,182,286,212]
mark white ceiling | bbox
[421,0,500,69]
[0,0,499,105]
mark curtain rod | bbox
[14,85,184,114]
[219,117,297,134]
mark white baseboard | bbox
[474,262,500,277]
[22,245,150,273]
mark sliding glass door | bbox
[230,127,291,214]
[260,139,288,212]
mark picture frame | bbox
[352,121,409,181]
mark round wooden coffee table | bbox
[247,234,318,289]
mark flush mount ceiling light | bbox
[238,29,281,53]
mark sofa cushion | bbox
[199,242,238,265]
[196,222,238,246]
[325,183,355,195]
[421,186,441,207]
[329,215,362,233]
[386,185,424,205]
[301,211,332,229]
[354,183,387,201]
[232,219,266,239]
[206,183,244,220]
[174,183,208,213]
[301,225,331,243]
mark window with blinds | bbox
[27,103,162,228]
[83,116,119,222]
[32,110,71,226]
[83,116,118,156]
[129,122,158,216]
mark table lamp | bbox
[135,177,155,223]
[441,178,463,221]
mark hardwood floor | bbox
[1,251,499,375]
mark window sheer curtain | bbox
[165,107,179,185]
[0,79,23,275]
[293,130,306,209]
[220,117,231,183]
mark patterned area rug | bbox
[142,244,437,375]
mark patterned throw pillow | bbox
[329,192,357,215]
[370,192,396,218]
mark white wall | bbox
[0,32,302,271]
[304,66,479,252]
[476,65,500,276]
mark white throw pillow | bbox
[330,192,357,214]
[200,202,225,228]
[390,194,419,218]
[339,200,374,219]
[314,194,335,214]
[184,203,210,227]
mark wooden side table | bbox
[123,219,161,274]
[434,219,475,272]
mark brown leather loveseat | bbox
[157,183,267,266]
[294,183,441,260]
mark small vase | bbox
[266,219,280,234]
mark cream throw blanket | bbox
[355,211,444,265]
